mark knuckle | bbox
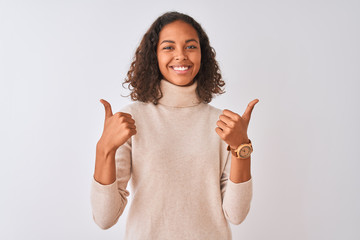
[215,127,223,136]
[124,128,131,135]
[116,112,123,119]
[118,112,130,118]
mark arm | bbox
[90,139,132,230]
[216,99,259,225]
[220,151,253,225]
[94,140,116,185]
[90,99,136,229]
[229,154,251,183]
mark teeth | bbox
[173,66,189,71]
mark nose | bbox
[175,48,188,61]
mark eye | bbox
[163,46,173,50]
[186,45,197,49]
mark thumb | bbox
[100,99,113,119]
[242,99,259,122]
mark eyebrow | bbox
[159,39,199,45]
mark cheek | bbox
[194,54,201,71]
[194,51,201,64]
[157,55,169,76]
[156,55,164,70]
[157,54,169,67]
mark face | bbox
[156,20,201,86]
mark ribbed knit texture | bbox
[91,80,252,240]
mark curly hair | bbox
[123,11,225,104]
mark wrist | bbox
[230,138,250,149]
[97,138,116,155]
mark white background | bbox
[1,0,359,239]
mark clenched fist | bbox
[215,99,259,149]
[98,99,137,152]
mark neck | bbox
[158,80,201,108]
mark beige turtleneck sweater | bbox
[90,80,253,240]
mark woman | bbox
[91,11,258,240]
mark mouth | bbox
[170,65,192,73]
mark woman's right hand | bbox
[98,99,137,153]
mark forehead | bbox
[158,20,199,41]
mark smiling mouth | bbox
[170,65,192,72]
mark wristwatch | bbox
[227,139,253,159]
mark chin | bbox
[166,78,195,87]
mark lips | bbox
[170,65,192,73]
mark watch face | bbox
[239,146,251,158]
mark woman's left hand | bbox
[215,99,259,149]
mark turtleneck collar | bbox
[158,79,201,108]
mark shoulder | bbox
[206,103,223,113]
[191,103,223,123]
[203,103,223,117]
[118,101,153,115]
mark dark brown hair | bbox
[123,11,225,104]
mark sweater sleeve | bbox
[220,151,253,225]
[90,138,132,229]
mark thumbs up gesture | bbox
[98,99,137,152]
[215,99,259,148]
